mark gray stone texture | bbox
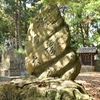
[0,36,28,76]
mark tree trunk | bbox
[23,0,28,34]
[80,23,85,47]
[15,10,18,49]
[17,0,23,49]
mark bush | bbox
[0,84,21,100]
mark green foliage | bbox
[64,0,100,53]
[0,3,14,40]
[26,4,43,23]
[0,32,3,43]
[0,0,42,50]
[92,32,100,46]
[0,85,21,100]
[41,0,83,5]
[15,49,25,55]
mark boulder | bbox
[0,77,90,100]
[25,4,81,81]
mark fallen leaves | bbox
[75,72,100,100]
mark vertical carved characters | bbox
[45,40,57,56]
[25,5,81,80]
[33,35,40,45]
[30,35,40,47]
[32,56,41,66]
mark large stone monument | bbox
[0,5,90,100]
[25,5,81,81]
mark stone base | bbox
[94,60,100,71]
[2,77,90,100]
[80,65,94,72]
[0,69,21,76]
[0,69,9,76]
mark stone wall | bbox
[94,60,100,71]
[0,36,28,76]
[80,60,100,72]
[0,53,28,76]
[80,65,95,72]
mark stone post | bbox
[0,36,21,76]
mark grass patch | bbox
[0,84,21,100]
[15,49,25,55]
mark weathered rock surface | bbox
[0,76,90,100]
[25,4,81,81]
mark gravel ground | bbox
[75,72,100,100]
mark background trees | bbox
[65,1,100,48]
[64,0,100,59]
[0,0,42,50]
[0,0,100,58]
[41,0,100,58]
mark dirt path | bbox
[75,72,100,100]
